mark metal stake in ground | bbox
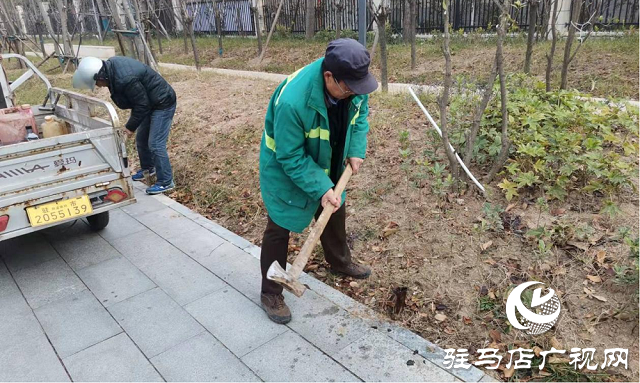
[267,164,353,297]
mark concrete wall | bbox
[42,43,116,59]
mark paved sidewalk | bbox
[0,184,492,382]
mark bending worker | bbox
[72,56,177,195]
[259,38,378,324]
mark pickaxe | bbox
[266,164,353,297]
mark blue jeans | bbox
[136,103,176,186]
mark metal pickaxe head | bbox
[266,260,307,297]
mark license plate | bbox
[27,195,93,227]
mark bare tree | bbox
[523,0,538,73]
[409,0,416,70]
[438,0,460,180]
[179,0,200,68]
[485,1,511,183]
[560,0,598,90]
[305,0,315,39]
[463,59,497,166]
[259,0,285,62]
[250,0,263,55]
[335,0,343,38]
[368,0,389,91]
[214,1,224,57]
[545,0,559,91]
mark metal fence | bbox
[261,0,374,33]
[185,1,256,34]
[576,0,639,29]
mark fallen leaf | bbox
[593,295,608,302]
[549,356,570,364]
[444,326,455,335]
[480,286,489,296]
[553,266,567,275]
[489,329,502,342]
[382,228,399,237]
[481,241,493,251]
[551,208,566,216]
[596,250,606,265]
[304,264,320,272]
[484,258,497,266]
[505,203,517,212]
[456,198,465,205]
[503,365,515,378]
[349,281,359,288]
[586,275,602,283]
[540,263,552,272]
[584,287,594,296]
[463,316,473,325]
[406,360,415,366]
[550,337,562,350]
[488,290,496,300]
[533,346,543,357]
[538,370,552,377]
[436,304,448,311]
[371,246,383,252]
[434,313,447,322]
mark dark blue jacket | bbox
[103,57,176,131]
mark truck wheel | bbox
[86,212,109,231]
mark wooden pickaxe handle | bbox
[286,163,353,279]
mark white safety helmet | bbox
[72,57,104,90]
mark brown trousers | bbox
[260,204,351,295]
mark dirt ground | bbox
[7,60,638,381]
[151,71,639,381]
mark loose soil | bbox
[7,62,639,381]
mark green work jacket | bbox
[259,58,370,233]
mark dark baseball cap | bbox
[324,38,378,95]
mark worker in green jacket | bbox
[259,38,378,324]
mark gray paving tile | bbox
[49,231,121,271]
[151,332,260,382]
[241,330,359,382]
[0,260,19,297]
[285,290,368,355]
[78,257,156,307]
[0,232,59,273]
[122,193,167,217]
[108,288,205,358]
[110,229,178,268]
[299,271,377,316]
[480,374,500,382]
[13,257,86,309]
[193,215,253,249]
[113,230,226,306]
[98,209,147,242]
[0,332,70,382]
[334,329,457,382]
[199,242,262,303]
[135,207,203,239]
[63,333,162,382]
[165,225,225,262]
[0,290,45,348]
[185,287,287,357]
[34,289,122,358]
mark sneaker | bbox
[331,262,371,279]
[145,181,175,195]
[131,168,156,182]
[261,293,291,324]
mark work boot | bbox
[331,262,371,279]
[261,293,292,324]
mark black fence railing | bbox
[574,0,639,30]
[262,0,374,33]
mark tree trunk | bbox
[55,0,74,58]
[290,0,302,33]
[370,23,379,60]
[251,5,263,55]
[560,0,580,90]
[377,6,388,92]
[259,0,285,62]
[463,58,497,166]
[123,0,146,62]
[523,0,538,74]
[485,11,511,183]
[403,0,410,43]
[439,0,459,180]
[409,0,416,70]
[215,2,224,57]
[188,18,200,68]
[545,0,558,91]
[335,0,342,39]
[305,0,315,39]
[106,0,130,55]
